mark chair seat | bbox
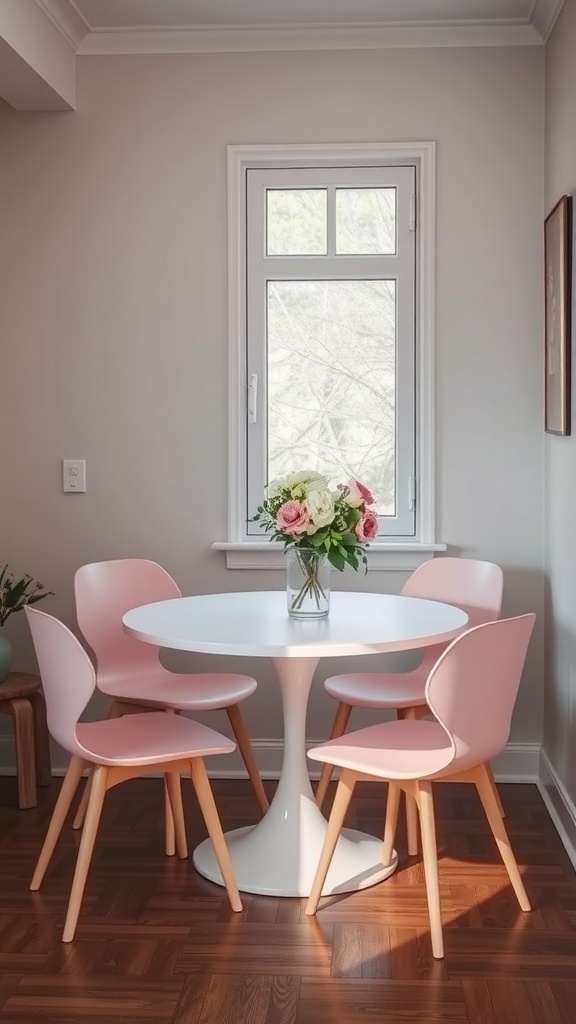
[308,719,454,780]
[98,670,257,710]
[76,711,236,766]
[324,670,427,709]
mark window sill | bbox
[212,541,447,571]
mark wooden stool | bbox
[0,672,51,808]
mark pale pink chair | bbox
[306,613,535,959]
[72,559,268,849]
[316,557,504,854]
[25,606,242,942]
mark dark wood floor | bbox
[0,773,575,1023]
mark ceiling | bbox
[40,0,564,52]
[69,0,552,30]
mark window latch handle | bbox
[248,373,258,423]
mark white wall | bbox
[0,45,545,769]
[544,0,576,805]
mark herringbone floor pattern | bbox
[0,775,575,1023]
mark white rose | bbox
[305,488,335,532]
[266,476,286,498]
[284,471,327,495]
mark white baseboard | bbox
[537,748,576,872]
[491,742,540,782]
[0,736,541,781]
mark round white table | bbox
[123,590,468,898]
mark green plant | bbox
[0,565,53,626]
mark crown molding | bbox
[33,0,90,51]
[77,21,542,55]
[531,0,566,41]
[31,1,563,57]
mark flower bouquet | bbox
[0,565,53,626]
[252,471,378,617]
[0,565,53,681]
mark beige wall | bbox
[544,0,576,804]
[0,0,75,110]
[0,45,545,768]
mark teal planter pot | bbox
[0,628,12,682]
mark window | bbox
[216,143,440,570]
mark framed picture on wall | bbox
[544,194,572,435]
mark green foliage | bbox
[0,565,53,626]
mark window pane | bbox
[336,188,396,255]
[267,190,327,255]
[267,279,396,516]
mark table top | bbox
[122,591,469,658]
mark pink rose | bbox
[355,510,378,542]
[343,479,376,508]
[276,500,310,536]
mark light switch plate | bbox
[63,459,86,493]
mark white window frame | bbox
[246,164,416,538]
[213,142,445,570]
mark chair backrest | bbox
[402,557,504,669]
[425,613,535,772]
[25,606,96,757]
[74,559,181,686]
[402,557,503,626]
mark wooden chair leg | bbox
[29,690,51,787]
[164,775,176,856]
[405,793,419,857]
[189,758,242,912]
[62,765,108,942]
[398,708,419,856]
[474,763,530,912]
[415,780,444,960]
[10,698,37,809]
[487,764,506,819]
[71,702,132,832]
[383,782,400,866]
[72,770,93,831]
[165,772,188,859]
[161,708,179,855]
[31,756,87,891]
[306,768,356,915]
[315,702,353,810]
[226,703,269,815]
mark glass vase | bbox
[285,546,330,619]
